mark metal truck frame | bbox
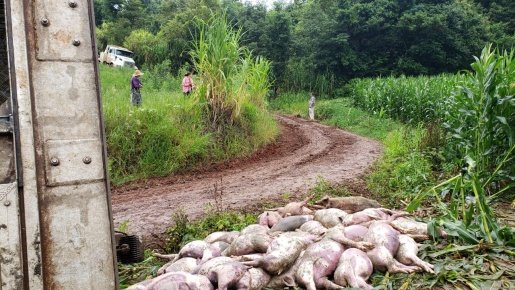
[1,0,117,289]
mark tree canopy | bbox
[94,0,514,93]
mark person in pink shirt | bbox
[182,72,193,95]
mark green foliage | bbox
[406,47,515,247]
[165,209,257,253]
[444,45,514,182]
[123,29,167,66]
[370,241,515,289]
[118,250,163,289]
[94,0,512,89]
[368,127,435,205]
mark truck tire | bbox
[118,235,145,264]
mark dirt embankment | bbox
[111,115,383,243]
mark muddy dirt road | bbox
[111,115,382,242]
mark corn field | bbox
[349,73,466,124]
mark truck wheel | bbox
[118,235,145,263]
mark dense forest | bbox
[94,0,514,94]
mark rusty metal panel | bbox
[32,62,101,141]
[39,182,116,289]
[7,0,46,288]
[44,139,103,186]
[0,182,23,289]
[33,0,93,61]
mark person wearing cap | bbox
[131,69,143,106]
[182,72,194,95]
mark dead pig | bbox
[364,221,419,273]
[196,257,248,290]
[343,225,369,242]
[240,224,269,235]
[204,231,240,244]
[396,234,435,273]
[127,271,214,290]
[299,220,327,236]
[313,208,348,228]
[334,248,373,290]
[266,251,304,289]
[257,211,282,228]
[390,217,447,241]
[157,257,198,275]
[242,232,320,275]
[315,195,381,213]
[271,193,315,217]
[294,240,345,290]
[222,233,272,256]
[342,208,404,226]
[173,240,221,263]
[235,267,271,290]
[269,215,313,232]
[324,224,374,252]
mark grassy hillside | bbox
[100,65,278,185]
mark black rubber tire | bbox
[119,235,145,264]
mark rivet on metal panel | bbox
[3,200,10,207]
[50,157,60,166]
[68,1,78,8]
[82,156,92,164]
[72,39,81,46]
[40,18,50,27]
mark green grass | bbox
[271,93,401,141]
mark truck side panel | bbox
[5,0,118,288]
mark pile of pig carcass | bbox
[128,195,444,290]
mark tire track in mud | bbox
[111,115,382,243]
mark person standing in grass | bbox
[182,72,194,95]
[131,69,143,106]
[308,92,316,120]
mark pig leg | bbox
[331,234,374,252]
[215,265,247,290]
[368,247,418,274]
[396,235,434,273]
[153,253,178,260]
[388,259,420,273]
[401,254,434,273]
[295,260,317,290]
[388,222,430,241]
[312,258,342,290]
[316,277,342,290]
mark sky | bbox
[242,0,292,8]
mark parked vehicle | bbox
[99,45,136,68]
